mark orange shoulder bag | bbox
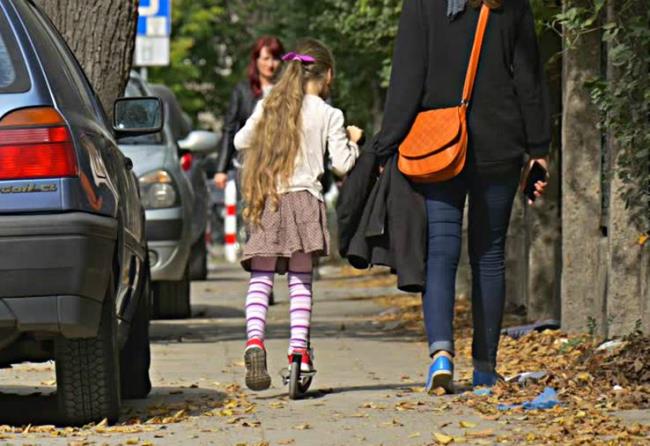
[398,5,490,183]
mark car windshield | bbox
[0,10,30,93]
[119,78,164,145]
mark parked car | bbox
[150,83,212,281]
[120,73,217,318]
[0,0,157,425]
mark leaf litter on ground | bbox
[371,280,650,445]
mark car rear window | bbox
[0,9,30,93]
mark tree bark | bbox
[36,0,139,117]
[604,0,650,337]
[506,195,528,313]
[525,23,562,323]
[560,0,607,335]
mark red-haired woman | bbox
[214,36,285,188]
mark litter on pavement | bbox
[497,387,560,411]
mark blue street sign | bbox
[134,0,171,66]
[137,0,171,37]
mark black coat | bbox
[373,0,551,170]
[337,150,426,293]
[215,81,259,173]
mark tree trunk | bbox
[36,0,139,117]
[525,22,563,324]
[505,195,528,313]
[560,0,607,335]
[604,0,650,337]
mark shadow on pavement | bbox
[191,304,245,319]
[200,276,245,283]
[0,385,226,426]
[123,386,228,419]
[252,383,419,401]
[150,319,423,345]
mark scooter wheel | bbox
[300,376,313,393]
[288,355,302,400]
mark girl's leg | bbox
[287,252,314,353]
[467,170,519,378]
[244,257,276,391]
[245,257,276,342]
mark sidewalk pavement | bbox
[0,262,646,445]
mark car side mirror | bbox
[178,130,219,154]
[113,97,164,137]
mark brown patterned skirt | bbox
[241,191,330,273]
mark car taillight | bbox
[180,153,192,172]
[0,107,77,180]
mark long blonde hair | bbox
[242,38,335,226]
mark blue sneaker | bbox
[472,369,499,387]
[425,354,454,394]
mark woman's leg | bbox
[467,171,519,373]
[245,257,277,342]
[287,252,314,353]
[420,176,468,357]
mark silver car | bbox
[120,72,217,318]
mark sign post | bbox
[134,0,171,70]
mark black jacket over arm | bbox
[215,81,259,174]
[338,148,427,293]
[373,0,551,169]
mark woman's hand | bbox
[520,158,549,206]
[213,172,228,190]
[346,125,364,144]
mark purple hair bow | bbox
[282,52,316,64]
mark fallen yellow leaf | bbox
[459,420,477,428]
[434,432,454,444]
[433,387,447,396]
[467,429,494,438]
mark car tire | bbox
[55,272,121,426]
[152,266,191,319]
[189,237,208,281]
[120,262,152,399]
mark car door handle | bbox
[124,157,134,171]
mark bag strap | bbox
[461,4,490,106]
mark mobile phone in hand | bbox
[524,162,547,202]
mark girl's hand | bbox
[520,158,549,206]
[346,125,364,144]
[214,173,228,190]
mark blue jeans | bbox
[418,168,519,372]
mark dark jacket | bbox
[215,80,259,173]
[338,150,427,293]
[373,0,551,170]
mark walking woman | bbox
[213,36,285,189]
[372,0,550,392]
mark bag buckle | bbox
[460,99,469,107]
